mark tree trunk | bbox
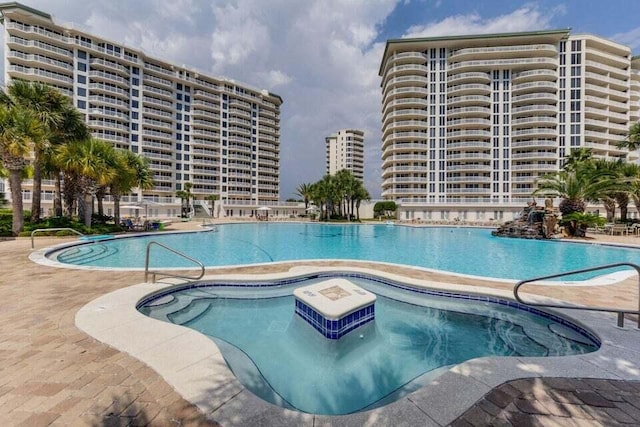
[54,172,63,217]
[113,193,121,226]
[77,195,85,224]
[603,198,616,222]
[96,188,105,217]
[83,194,93,227]
[9,169,24,236]
[31,152,41,223]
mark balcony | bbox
[448,57,556,72]
[449,44,557,60]
[446,141,491,150]
[8,64,72,86]
[89,82,128,97]
[446,153,492,160]
[446,72,490,84]
[89,95,128,109]
[512,69,557,83]
[447,106,491,117]
[447,95,491,106]
[144,74,173,89]
[143,96,173,109]
[447,83,491,96]
[142,107,173,119]
[89,70,129,86]
[7,50,72,72]
[512,127,556,137]
[7,36,72,59]
[90,57,130,75]
[89,108,129,121]
[447,129,491,139]
[511,81,556,93]
[143,84,173,100]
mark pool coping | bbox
[75,266,640,427]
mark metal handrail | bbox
[514,262,640,328]
[31,227,84,249]
[144,241,205,283]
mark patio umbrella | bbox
[257,206,272,211]
[121,205,144,211]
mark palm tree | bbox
[562,147,593,171]
[0,104,45,235]
[353,184,370,221]
[296,183,313,210]
[619,122,640,151]
[48,105,90,217]
[56,139,116,227]
[204,194,219,217]
[534,168,621,236]
[2,81,69,222]
[176,182,193,218]
[109,149,154,226]
[614,162,640,222]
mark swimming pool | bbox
[138,272,599,415]
[45,223,640,281]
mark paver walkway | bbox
[452,377,640,426]
[1,222,640,426]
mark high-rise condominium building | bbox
[325,129,365,182]
[0,2,282,214]
[379,29,640,222]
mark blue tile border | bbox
[294,300,375,339]
[137,271,600,347]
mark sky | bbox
[5,0,640,199]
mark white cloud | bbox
[260,70,293,87]
[0,1,571,199]
[612,27,640,51]
[403,5,565,38]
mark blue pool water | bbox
[50,223,640,280]
[138,273,599,415]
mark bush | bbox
[373,201,397,218]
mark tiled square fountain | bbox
[293,278,376,339]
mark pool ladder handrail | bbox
[514,262,640,328]
[144,241,205,283]
[31,227,84,249]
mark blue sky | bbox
[4,1,640,200]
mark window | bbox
[132,112,138,119]
[77,62,86,72]
[131,100,139,108]
[77,100,86,109]
[131,134,138,142]
[77,87,86,97]
[131,89,139,97]
[132,77,139,86]
[77,50,87,59]
[77,75,86,84]
[131,123,138,131]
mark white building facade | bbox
[379,29,640,222]
[325,129,365,182]
[0,3,283,217]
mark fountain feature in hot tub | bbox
[293,278,376,339]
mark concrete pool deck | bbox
[1,219,640,425]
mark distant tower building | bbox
[325,129,365,182]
